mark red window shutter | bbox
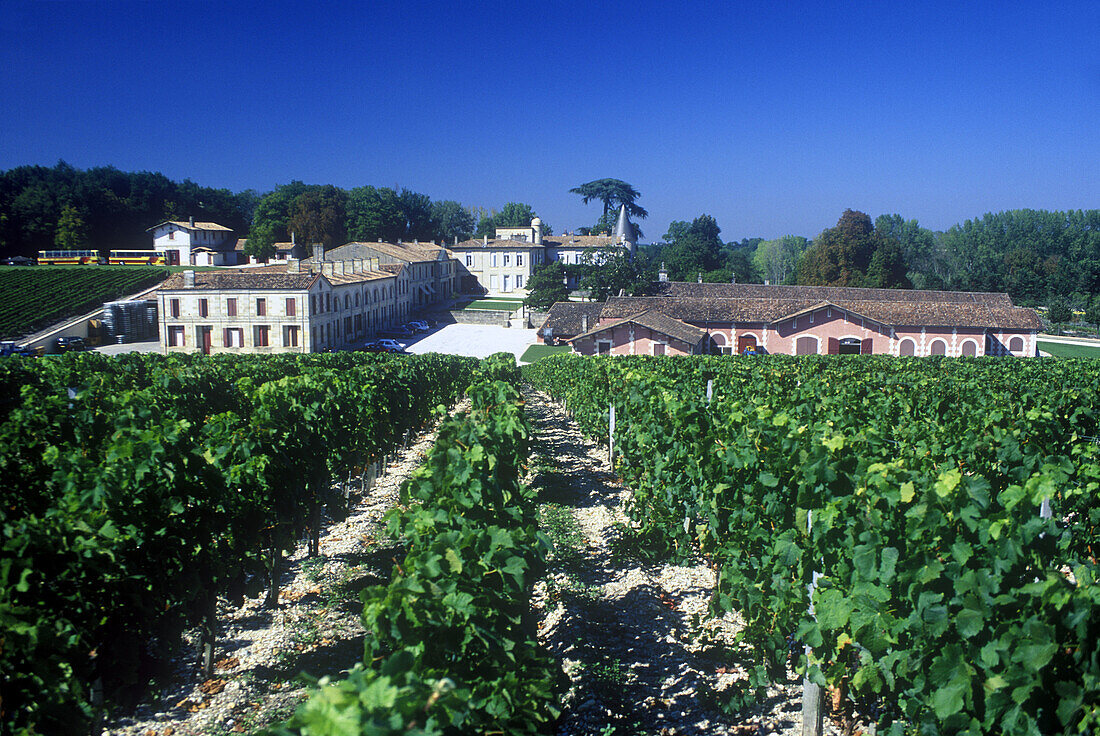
[286,298,296,316]
[227,298,237,316]
[861,338,873,354]
[828,337,839,355]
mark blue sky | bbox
[1,0,1097,242]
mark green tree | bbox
[431,200,476,243]
[659,215,724,280]
[53,204,87,250]
[246,181,312,259]
[875,214,943,289]
[797,209,879,287]
[398,189,437,241]
[1084,301,1100,326]
[346,186,405,242]
[753,235,808,284]
[523,261,570,310]
[1047,300,1072,324]
[287,185,347,255]
[864,237,912,289]
[569,178,648,221]
[475,203,550,238]
[578,247,654,301]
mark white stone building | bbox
[157,258,402,354]
[147,218,239,266]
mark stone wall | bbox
[434,309,512,327]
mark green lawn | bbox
[1037,340,1100,358]
[519,343,572,363]
[457,298,523,312]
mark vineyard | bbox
[524,354,1100,735]
[0,350,503,734]
[6,350,1100,735]
[0,266,168,339]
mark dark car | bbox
[379,325,415,338]
[55,336,87,353]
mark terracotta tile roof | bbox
[543,235,619,248]
[540,301,605,337]
[323,241,446,263]
[159,271,319,291]
[569,309,706,345]
[455,238,547,250]
[601,293,1043,331]
[147,220,233,232]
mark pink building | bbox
[555,282,1042,357]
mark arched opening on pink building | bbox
[899,338,916,356]
[1009,336,1024,354]
[929,339,947,355]
[737,334,758,354]
[838,337,862,355]
[960,339,979,357]
[795,336,818,355]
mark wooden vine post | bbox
[803,509,824,736]
[609,404,616,466]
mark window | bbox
[516,275,524,288]
[961,340,978,357]
[517,253,524,266]
[284,325,299,347]
[355,292,359,306]
[490,275,499,291]
[311,295,317,313]
[170,298,180,318]
[1009,336,1025,354]
[226,298,237,317]
[326,293,331,311]
[466,253,473,267]
[256,298,266,316]
[929,339,947,356]
[504,254,511,267]
[286,297,296,316]
[899,338,916,356]
[598,341,612,355]
[491,252,498,267]
[503,275,511,292]
[168,231,175,240]
[795,336,818,355]
[168,325,185,346]
[652,342,666,356]
[254,325,270,347]
[223,327,243,347]
[345,294,350,309]
[198,299,209,318]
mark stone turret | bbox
[614,204,637,259]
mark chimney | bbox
[287,259,300,274]
[764,279,771,286]
[189,216,195,228]
[315,242,325,262]
[454,236,458,246]
[291,231,296,246]
[697,272,703,283]
[183,269,195,288]
[731,273,737,284]
[483,235,488,246]
[581,314,588,333]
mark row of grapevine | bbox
[524,354,1100,735]
[0,351,479,735]
[272,356,559,735]
[0,266,167,338]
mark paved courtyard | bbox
[405,323,539,361]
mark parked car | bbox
[408,320,430,332]
[375,338,408,353]
[0,341,34,357]
[379,325,414,338]
[55,336,87,353]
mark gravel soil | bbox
[525,386,848,736]
[103,403,467,736]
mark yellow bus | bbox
[108,250,166,265]
[37,249,98,265]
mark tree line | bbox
[0,162,547,262]
[4,164,1098,309]
[646,207,1100,310]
